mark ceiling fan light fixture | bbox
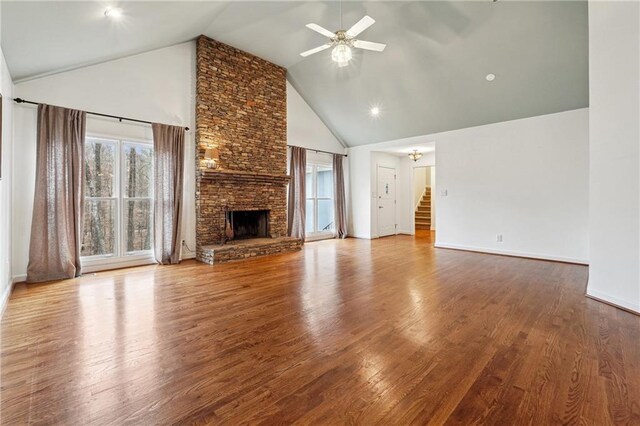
[332,44,352,67]
[104,6,123,19]
[408,150,423,162]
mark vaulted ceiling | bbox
[1,1,588,146]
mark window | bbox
[82,137,154,263]
[306,160,334,239]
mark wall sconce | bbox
[204,147,220,169]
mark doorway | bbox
[377,165,396,237]
[413,166,434,232]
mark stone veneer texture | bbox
[195,35,291,259]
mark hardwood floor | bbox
[2,233,639,424]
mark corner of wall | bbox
[0,44,16,317]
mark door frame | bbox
[376,165,397,237]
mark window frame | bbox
[81,133,156,271]
[305,158,335,241]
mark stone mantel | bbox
[198,169,290,186]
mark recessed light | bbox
[104,7,123,18]
[370,106,380,116]
[486,73,496,82]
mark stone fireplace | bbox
[195,36,302,264]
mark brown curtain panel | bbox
[152,123,185,265]
[333,154,348,239]
[27,105,86,283]
[288,146,306,240]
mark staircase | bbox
[415,187,431,230]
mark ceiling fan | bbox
[300,14,386,67]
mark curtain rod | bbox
[13,98,190,131]
[288,144,347,157]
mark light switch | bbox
[440,189,448,196]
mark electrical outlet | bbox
[497,234,503,242]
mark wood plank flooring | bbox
[1,232,639,424]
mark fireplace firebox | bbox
[226,210,270,241]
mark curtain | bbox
[288,146,306,240]
[152,123,185,265]
[333,154,348,239]
[27,105,86,282]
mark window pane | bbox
[124,143,153,198]
[124,199,153,253]
[317,166,333,198]
[305,166,314,198]
[318,199,334,232]
[85,139,116,197]
[305,199,314,233]
[82,200,116,256]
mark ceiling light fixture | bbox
[408,150,423,162]
[300,0,386,67]
[332,44,353,68]
[370,106,380,116]
[486,73,496,82]
[104,7,123,19]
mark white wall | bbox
[349,109,589,265]
[435,109,589,263]
[0,44,15,314]
[12,42,196,280]
[587,1,640,313]
[347,146,371,238]
[430,167,436,230]
[287,81,344,154]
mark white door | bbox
[377,166,397,237]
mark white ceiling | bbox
[1,1,589,147]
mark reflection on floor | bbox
[2,233,639,424]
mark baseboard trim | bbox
[12,274,27,284]
[434,243,589,266]
[82,257,157,274]
[586,288,640,315]
[0,280,16,321]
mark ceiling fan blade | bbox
[300,43,332,57]
[346,15,375,38]
[353,40,386,52]
[306,23,336,39]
